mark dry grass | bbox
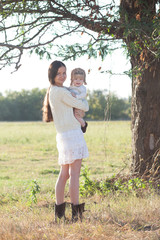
[0,193,160,240]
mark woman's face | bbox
[54,66,67,87]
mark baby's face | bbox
[72,74,84,87]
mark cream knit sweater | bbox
[49,85,89,133]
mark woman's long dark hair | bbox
[42,61,66,122]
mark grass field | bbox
[0,121,160,240]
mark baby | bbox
[69,68,88,133]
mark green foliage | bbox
[0,0,160,74]
[86,90,131,120]
[30,47,52,60]
[0,88,46,121]
[109,93,131,120]
[56,44,87,61]
[80,166,149,197]
[27,179,40,205]
[80,166,97,196]
[87,90,107,120]
[127,178,146,190]
[0,89,131,121]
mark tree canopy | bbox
[1,0,159,72]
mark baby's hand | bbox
[71,92,76,98]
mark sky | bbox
[0,49,132,98]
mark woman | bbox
[42,60,89,222]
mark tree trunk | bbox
[120,0,160,177]
[131,59,160,176]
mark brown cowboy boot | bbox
[71,203,85,222]
[55,202,66,223]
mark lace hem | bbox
[58,145,89,165]
[56,128,89,165]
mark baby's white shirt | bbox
[69,85,87,99]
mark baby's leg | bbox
[76,116,85,127]
[74,109,85,127]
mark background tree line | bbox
[0,88,131,121]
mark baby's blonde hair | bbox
[71,68,87,85]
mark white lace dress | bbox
[56,128,89,165]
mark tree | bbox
[86,90,131,120]
[108,93,131,120]
[87,90,107,120]
[0,0,160,178]
[0,89,45,121]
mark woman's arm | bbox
[61,88,89,112]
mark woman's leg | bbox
[55,164,69,205]
[69,159,82,205]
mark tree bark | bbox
[131,59,160,176]
[120,0,160,177]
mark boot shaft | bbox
[72,203,85,222]
[55,202,66,223]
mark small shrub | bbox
[80,166,150,197]
[27,179,40,206]
[80,167,95,196]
